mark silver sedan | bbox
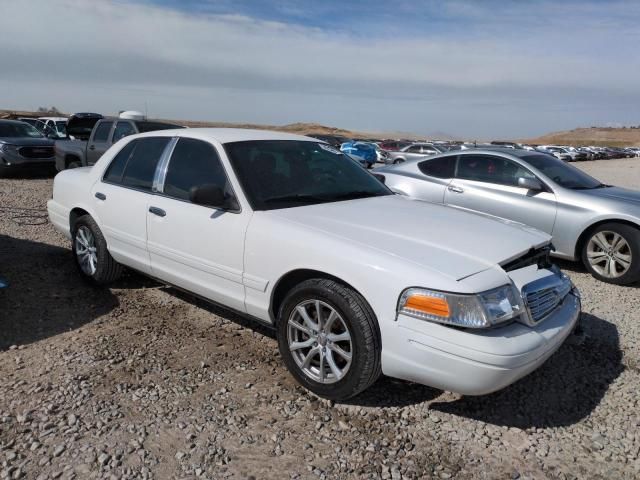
[377,148,640,284]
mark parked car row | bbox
[0,111,183,174]
[47,128,582,401]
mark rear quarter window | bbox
[418,156,456,178]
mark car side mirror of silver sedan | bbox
[518,177,543,191]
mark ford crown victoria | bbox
[48,129,581,400]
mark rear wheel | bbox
[72,215,123,285]
[277,279,381,400]
[582,223,640,284]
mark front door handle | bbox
[95,192,106,201]
[89,145,96,150]
[149,206,166,217]
[448,185,464,194]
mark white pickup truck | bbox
[48,128,581,400]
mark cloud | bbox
[1,0,639,137]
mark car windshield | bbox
[225,140,392,210]
[0,122,44,138]
[522,154,604,189]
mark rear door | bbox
[87,120,114,165]
[146,137,250,312]
[92,137,171,274]
[444,154,557,234]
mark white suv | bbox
[48,129,580,400]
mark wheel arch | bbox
[575,218,640,260]
[269,268,369,325]
[69,207,92,233]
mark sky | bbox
[1,0,639,138]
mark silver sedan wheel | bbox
[287,300,353,384]
[587,230,632,278]
[75,226,98,276]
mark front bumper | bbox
[381,291,581,395]
[1,151,55,168]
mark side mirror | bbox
[518,177,543,191]
[189,184,238,211]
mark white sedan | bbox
[48,129,581,400]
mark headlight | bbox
[397,285,523,328]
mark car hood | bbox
[0,137,54,147]
[269,195,551,281]
[583,186,640,206]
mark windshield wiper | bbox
[327,190,387,201]
[262,194,328,204]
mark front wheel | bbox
[277,279,381,400]
[582,223,640,284]
[72,215,123,285]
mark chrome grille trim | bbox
[521,272,573,326]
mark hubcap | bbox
[587,230,632,278]
[75,226,98,276]
[287,300,353,384]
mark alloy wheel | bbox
[586,230,632,279]
[287,300,353,384]
[75,226,98,276]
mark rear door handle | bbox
[448,185,464,193]
[95,192,106,201]
[149,206,166,217]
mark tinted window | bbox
[163,138,230,201]
[121,137,170,191]
[0,122,44,138]
[457,155,535,187]
[406,145,422,153]
[522,154,602,189]
[225,140,390,210]
[113,121,136,142]
[103,140,137,183]
[93,122,113,142]
[418,156,456,178]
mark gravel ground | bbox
[1,158,639,480]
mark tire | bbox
[66,157,82,169]
[71,215,123,285]
[581,223,640,285]
[277,278,381,401]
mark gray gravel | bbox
[1,159,639,479]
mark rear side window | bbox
[121,137,170,191]
[418,156,456,178]
[163,138,230,201]
[103,140,137,183]
[113,121,136,142]
[93,121,113,142]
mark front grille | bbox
[522,273,572,324]
[502,245,553,272]
[18,146,55,159]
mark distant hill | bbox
[524,127,640,147]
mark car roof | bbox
[132,127,318,144]
[38,117,67,121]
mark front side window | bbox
[93,121,113,142]
[113,121,136,142]
[457,155,536,187]
[225,140,391,210]
[418,156,456,178]
[163,138,232,201]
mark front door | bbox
[146,137,250,312]
[444,154,557,234]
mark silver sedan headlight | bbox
[397,285,523,328]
